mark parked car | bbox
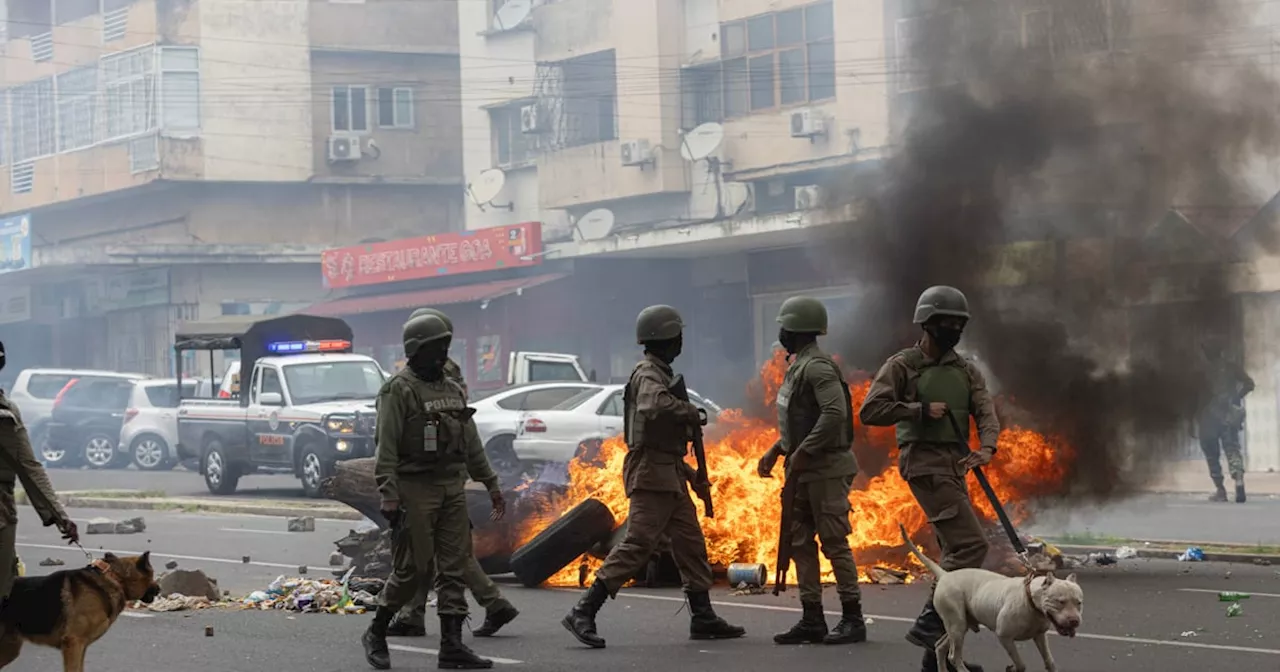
[469,381,604,478]
[8,368,149,462]
[44,377,139,469]
[511,384,723,465]
[119,379,199,471]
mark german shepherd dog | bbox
[0,552,160,671]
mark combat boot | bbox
[387,609,427,637]
[1236,478,1247,503]
[922,649,985,672]
[562,580,609,648]
[773,600,827,645]
[361,606,395,670]
[1210,478,1228,502]
[472,600,519,637]
[905,598,944,649]
[823,598,867,644]
[686,590,746,640]
[438,614,493,670]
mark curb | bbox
[58,496,365,521]
[1051,542,1280,566]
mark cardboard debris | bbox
[868,566,909,585]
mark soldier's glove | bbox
[56,518,79,546]
[489,490,506,522]
[757,445,781,478]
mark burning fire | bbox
[518,349,1074,587]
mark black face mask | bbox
[925,324,963,352]
[778,328,800,356]
[409,342,450,381]
[648,334,683,364]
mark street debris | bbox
[1022,537,1064,571]
[1088,552,1118,566]
[1115,546,1138,559]
[298,565,308,575]
[868,566,909,585]
[1227,602,1244,617]
[329,552,345,567]
[1219,592,1251,602]
[1180,630,1199,638]
[287,516,315,533]
[117,517,146,534]
[165,560,179,570]
[729,583,766,596]
[147,594,219,612]
[38,557,64,567]
[1253,558,1273,566]
[85,518,115,535]
[158,569,221,602]
[205,625,214,637]
[242,556,251,564]
[333,525,393,579]
[1178,547,1205,562]
[240,571,380,614]
[86,516,147,535]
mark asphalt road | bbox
[44,467,1280,546]
[6,517,1279,672]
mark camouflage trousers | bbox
[1199,423,1245,482]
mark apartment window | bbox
[681,65,723,129]
[102,46,157,140]
[332,85,369,133]
[1022,0,1131,59]
[56,65,98,152]
[160,47,200,130]
[11,78,55,163]
[377,87,414,129]
[717,1,835,117]
[560,51,617,148]
[490,103,538,167]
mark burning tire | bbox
[509,498,615,588]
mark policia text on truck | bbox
[174,315,387,497]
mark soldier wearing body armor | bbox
[756,297,866,646]
[0,340,79,600]
[858,286,1000,672]
[384,309,519,640]
[1195,338,1254,503]
[362,314,506,671]
[562,305,745,649]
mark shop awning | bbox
[303,273,567,317]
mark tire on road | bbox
[202,439,241,495]
[298,444,333,499]
[131,434,175,471]
[83,433,126,470]
[509,498,615,588]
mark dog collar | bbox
[1023,572,1049,616]
[91,559,122,586]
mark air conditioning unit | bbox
[620,139,652,166]
[328,135,361,162]
[520,104,545,134]
[790,108,825,138]
[795,185,823,210]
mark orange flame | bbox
[518,348,1074,587]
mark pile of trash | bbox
[240,569,385,614]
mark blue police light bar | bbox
[267,339,352,354]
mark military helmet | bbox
[635,305,684,344]
[402,314,453,358]
[409,307,454,333]
[913,285,971,324]
[776,296,829,335]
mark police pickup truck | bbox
[175,315,385,497]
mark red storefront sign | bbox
[321,222,543,289]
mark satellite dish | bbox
[576,208,616,241]
[468,168,507,206]
[493,0,532,31]
[680,122,724,161]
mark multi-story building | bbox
[0,0,465,376]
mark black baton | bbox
[942,408,1026,555]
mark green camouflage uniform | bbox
[0,393,68,598]
[1198,355,1254,493]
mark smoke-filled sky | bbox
[824,0,1280,502]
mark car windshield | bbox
[283,361,385,404]
[551,388,604,411]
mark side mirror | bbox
[588,369,597,382]
[259,392,284,406]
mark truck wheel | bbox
[203,440,240,495]
[509,498,615,588]
[298,446,333,499]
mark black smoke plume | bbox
[826,0,1280,502]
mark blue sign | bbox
[0,214,32,275]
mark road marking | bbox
[121,612,155,619]
[17,543,304,570]
[217,528,290,535]
[390,644,523,665]
[616,592,1280,656]
[1179,588,1280,599]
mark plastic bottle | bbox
[1218,592,1252,602]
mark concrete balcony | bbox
[533,0,614,63]
[537,139,688,210]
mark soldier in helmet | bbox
[857,286,1000,672]
[756,297,866,646]
[362,313,506,670]
[562,305,745,648]
[385,309,519,640]
[1195,337,1254,503]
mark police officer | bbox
[362,314,506,670]
[756,297,866,646]
[858,286,999,672]
[1195,337,1254,503]
[386,308,519,640]
[562,305,744,648]
[0,340,79,599]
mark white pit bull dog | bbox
[898,524,1084,672]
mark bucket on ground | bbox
[727,562,767,588]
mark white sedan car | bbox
[512,384,723,465]
[469,381,604,477]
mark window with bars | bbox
[57,65,99,152]
[102,46,157,140]
[1021,0,1132,59]
[376,87,414,129]
[160,46,200,130]
[712,1,836,118]
[490,102,539,167]
[332,85,369,133]
[11,77,55,163]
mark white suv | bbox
[8,368,149,457]
[119,379,197,471]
